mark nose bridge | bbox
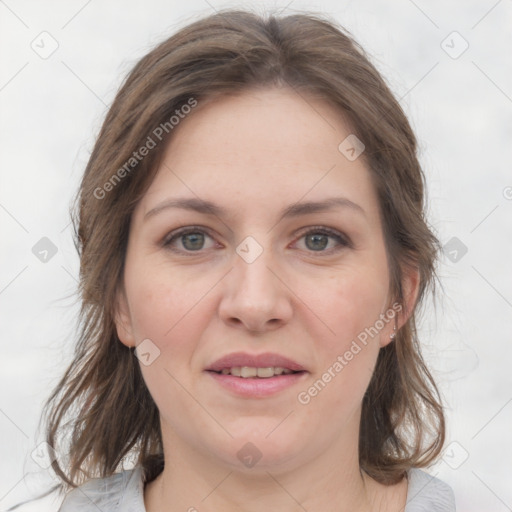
[218,236,292,332]
[232,240,279,306]
[235,248,274,294]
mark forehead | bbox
[137,87,380,225]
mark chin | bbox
[221,426,309,472]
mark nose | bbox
[218,247,293,334]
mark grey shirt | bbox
[59,466,455,511]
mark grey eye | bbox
[181,232,205,250]
[163,227,218,253]
[294,228,350,253]
[304,233,329,251]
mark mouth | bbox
[208,366,304,378]
[205,351,307,375]
[205,352,308,397]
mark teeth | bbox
[240,367,257,378]
[257,367,274,378]
[218,366,296,378]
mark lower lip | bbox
[206,371,307,398]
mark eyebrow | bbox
[143,196,366,222]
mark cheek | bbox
[294,273,384,425]
[303,266,389,352]
[124,262,218,423]
[124,258,215,353]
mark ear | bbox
[380,265,420,348]
[114,284,136,348]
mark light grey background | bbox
[1,0,511,510]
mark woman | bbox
[39,8,454,511]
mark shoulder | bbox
[405,468,456,511]
[58,466,145,512]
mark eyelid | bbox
[162,224,215,241]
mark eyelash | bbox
[161,225,351,255]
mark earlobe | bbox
[114,286,136,347]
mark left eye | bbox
[294,228,349,252]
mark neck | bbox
[144,425,386,512]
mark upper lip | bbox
[206,352,307,372]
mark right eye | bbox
[162,227,218,253]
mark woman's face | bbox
[115,87,415,473]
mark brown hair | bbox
[42,7,445,492]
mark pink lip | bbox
[207,371,307,398]
[205,352,306,372]
[205,352,308,398]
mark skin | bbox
[115,87,419,511]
